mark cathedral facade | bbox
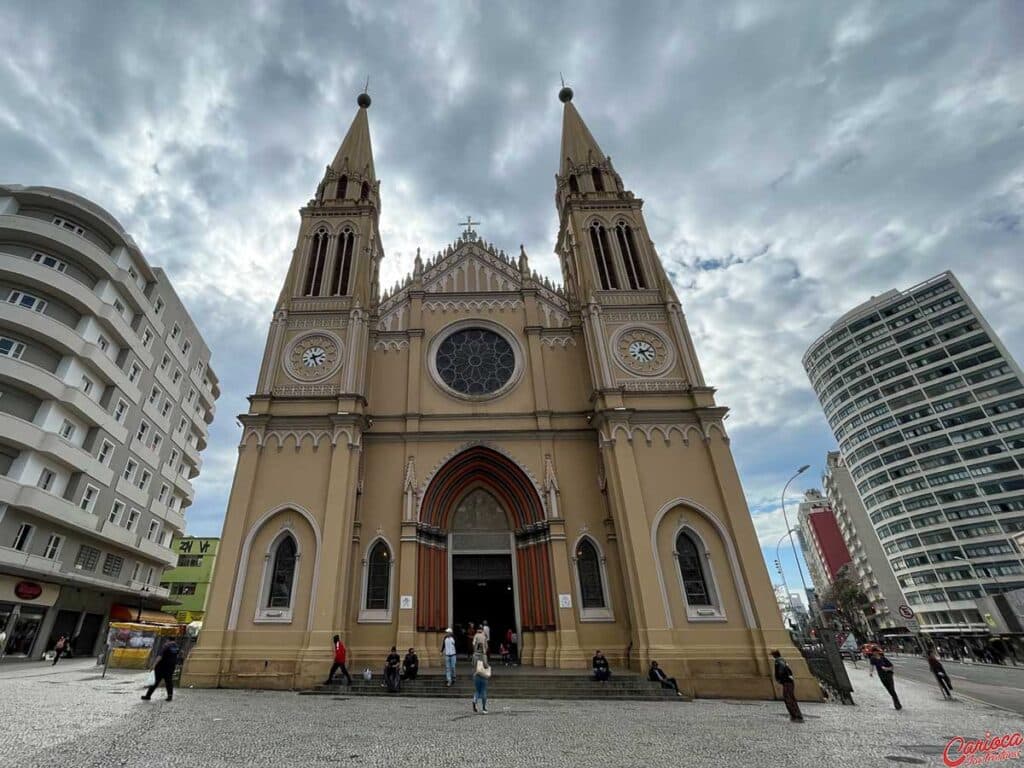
[184,88,814,699]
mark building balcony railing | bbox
[0,544,64,576]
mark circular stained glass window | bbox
[435,328,516,396]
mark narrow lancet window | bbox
[589,223,618,290]
[331,228,356,296]
[591,166,605,192]
[303,229,329,296]
[616,222,647,290]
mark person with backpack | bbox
[771,650,804,722]
[927,650,953,700]
[141,639,179,702]
[324,635,352,686]
[441,627,458,687]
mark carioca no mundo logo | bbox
[943,732,1023,767]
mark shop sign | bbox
[14,581,43,600]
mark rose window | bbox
[435,328,515,396]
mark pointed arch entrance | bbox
[415,446,556,642]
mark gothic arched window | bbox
[589,223,618,290]
[365,540,391,610]
[267,535,297,609]
[616,222,647,290]
[303,229,329,296]
[336,175,348,199]
[360,181,370,201]
[676,531,712,607]
[576,539,606,609]
[568,174,579,194]
[332,227,356,295]
[591,166,605,192]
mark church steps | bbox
[302,674,689,701]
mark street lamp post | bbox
[781,465,812,599]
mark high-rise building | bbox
[0,185,218,659]
[804,271,1024,637]
[823,451,909,634]
[184,89,814,700]
[795,491,833,597]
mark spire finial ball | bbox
[357,92,372,109]
[558,86,574,103]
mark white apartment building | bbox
[0,185,219,659]
[822,451,909,635]
[804,271,1024,637]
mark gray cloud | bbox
[1,1,1021,589]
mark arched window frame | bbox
[331,225,357,296]
[568,174,579,194]
[591,166,605,192]
[358,536,395,623]
[571,534,613,622]
[255,529,302,624]
[360,181,370,201]
[336,175,348,199]
[615,220,647,290]
[673,525,725,622]
[302,226,330,296]
[588,220,619,290]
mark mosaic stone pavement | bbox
[1,658,1021,767]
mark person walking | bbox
[441,627,458,687]
[324,635,353,686]
[869,649,902,710]
[771,650,804,722]
[482,620,491,653]
[927,650,953,700]
[51,635,68,665]
[471,624,489,712]
[141,639,179,702]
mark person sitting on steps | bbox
[648,660,684,697]
[592,650,611,682]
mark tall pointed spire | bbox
[331,92,376,181]
[558,86,605,176]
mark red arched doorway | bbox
[415,446,556,640]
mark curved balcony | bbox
[137,536,176,567]
[0,411,113,485]
[0,214,163,333]
[0,302,140,403]
[0,356,128,443]
[0,252,149,364]
[0,476,159,559]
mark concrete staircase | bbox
[301,667,689,702]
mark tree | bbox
[821,567,872,640]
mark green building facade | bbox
[160,537,219,623]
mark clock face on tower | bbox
[285,333,343,382]
[613,327,672,376]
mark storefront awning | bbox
[109,604,180,625]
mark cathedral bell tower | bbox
[253,92,382,409]
[554,86,706,407]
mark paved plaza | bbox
[1,658,1022,767]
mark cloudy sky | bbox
[2,0,1022,596]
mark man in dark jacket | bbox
[141,640,179,702]
[383,646,402,692]
[648,661,684,697]
[927,650,952,699]
[771,650,804,722]
[402,648,419,680]
[869,649,902,710]
[592,650,611,682]
[325,635,353,686]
